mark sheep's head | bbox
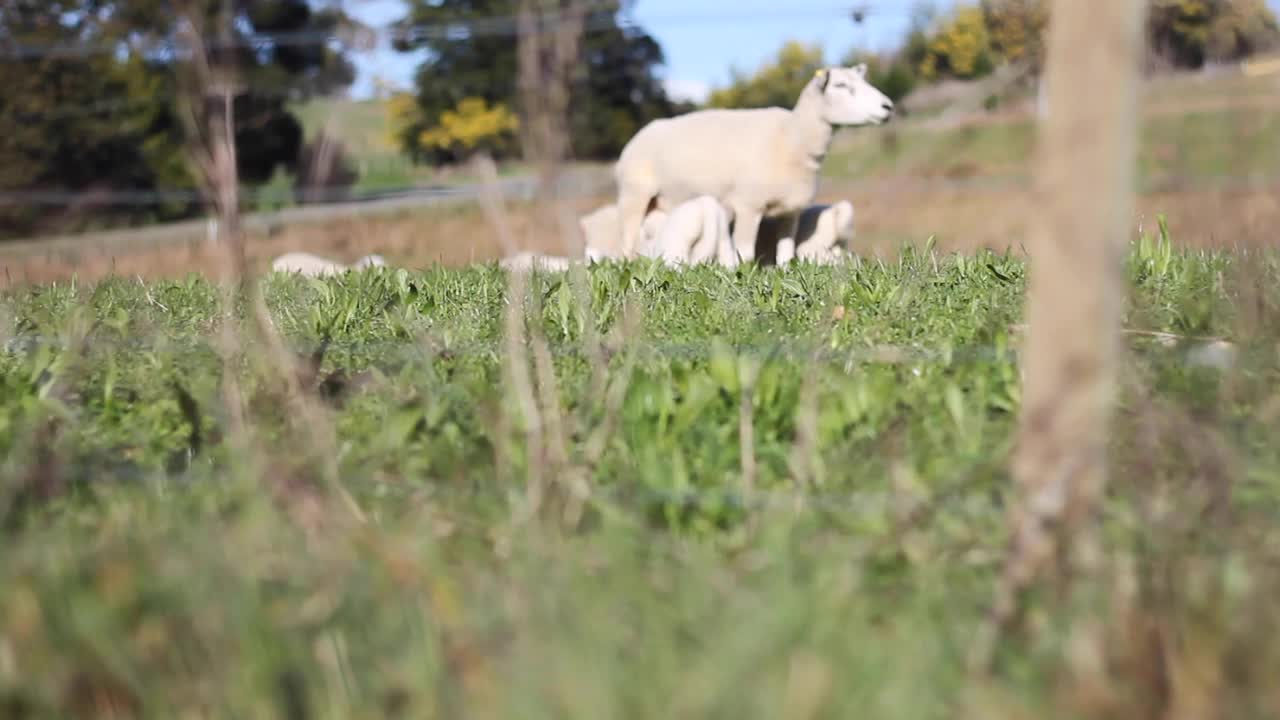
[813,65,894,127]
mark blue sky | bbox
[345,1,937,102]
[346,0,1280,102]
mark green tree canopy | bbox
[0,0,357,240]
[392,0,678,165]
[706,41,826,110]
[980,0,1048,73]
[1148,0,1280,68]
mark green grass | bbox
[4,236,1280,717]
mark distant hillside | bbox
[826,68,1280,185]
[290,96,587,192]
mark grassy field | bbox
[292,97,426,192]
[5,68,1275,286]
[826,73,1280,184]
[5,223,1280,716]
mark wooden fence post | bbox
[974,0,1148,670]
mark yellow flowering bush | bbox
[418,97,520,155]
[917,5,996,81]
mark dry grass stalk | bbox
[173,1,249,447]
[514,0,608,399]
[788,301,846,494]
[583,302,639,468]
[248,289,367,528]
[474,153,591,528]
[523,0,613,418]
[971,0,1149,673]
[739,359,759,499]
[172,1,358,532]
[509,0,596,526]
[173,0,247,283]
[473,154,547,517]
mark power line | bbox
[0,3,915,60]
[2,83,309,123]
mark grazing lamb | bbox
[498,251,573,273]
[638,195,734,267]
[761,201,856,267]
[490,205,636,271]
[271,252,386,277]
[579,196,734,267]
[578,203,627,260]
[613,64,893,263]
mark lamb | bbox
[577,203,668,261]
[613,63,893,264]
[490,204,634,272]
[637,195,734,267]
[577,203,628,261]
[761,201,856,267]
[271,251,386,277]
[498,251,573,273]
[578,195,734,267]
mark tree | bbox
[706,41,825,110]
[915,4,997,81]
[0,0,358,240]
[1147,0,1280,68]
[0,2,182,238]
[981,0,1049,73]
[393,0,677,164]
[295,131,359,204]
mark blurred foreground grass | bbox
[3,232,1280,718]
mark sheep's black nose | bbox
[882,101,895,113]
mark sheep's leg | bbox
[659,228,687,267]
[716,213,737,267]
[730,207,762,265]
[659,219,693,267]
[617,190,653,259]
[707,209,735,268]
[776,238,797,267]
[684,220,710,265]
[691,206,721,265]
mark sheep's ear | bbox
[814,68,830,91]
[854,63,868,78]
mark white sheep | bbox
[613,64,893,264]
[638,195,734,267]
[578,195,734,268]
[578,203,626,260]
[490,205,631,272]
[762,201,856,267]
[498,251,573,273]
[576,203,668,260]
[271,252,386,277]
